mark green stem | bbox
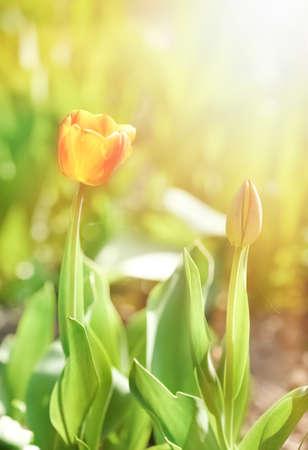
[69,183,85,320]
[58,183,85,356]
[224,245,249,447]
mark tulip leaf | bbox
[182,400,221,450]
[122,406,152,450]
[130,359,194,446]
[102,368,132,438]
[84,258,150,449]
[130,359,219,449]
[106,405,151,450]
[85,257,128,372]
[183,248,212,366]
[50,318,98,445]
[146,243,212,396]
[183,248,225,444]
[6,282,55,412]
[239,386,308,450]
[102,368,151,450]
[126,308,146,366]
[26,341,65,450]
[83,325,113,450]
[146,268,195,394]
[147,445,174,450]
[76,437,90,449]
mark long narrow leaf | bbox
[239,386,308,450]
[83,326,112,450]
[85,257,128,372]
[183,248,211,366]
[130,359,219,449]
[50,318,98,445]
[130,359,195,446]
[146,243,212,396]
[184,249,225,446]
[6,283,55,412]
[26,341,65,450]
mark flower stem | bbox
[224,245,249,447]
[69,183,85,320]
[58,183,85,356]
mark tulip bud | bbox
[58,110,136,186]
[226,179,262,247]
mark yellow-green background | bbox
[1,0,308,312]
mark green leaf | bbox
[147,445,174,450]
[84,258,148,449]
[26,341,65,450]
[85,257,128,372]
[50,318,98,445]
[239,386,308,450]
[76,436,90,449]
[147,269,196,394]
[83,326,112,450]
[183,249,225,444]
[126,308,146,366]
[130,359,194,446]
[121,405,151,450]
[146,246,202,395]
[58,186,85,357]
[183,248,212,366]
[6,282,55,411]
[182,399,221,450]
[102,368,151,450]
[107,404,151,450]
[130,360,219,449]
[102,369,132,438]
[146,243,215,396]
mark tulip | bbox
[58,110,136,186]
[224,179,262,445]
[226,179,262,247]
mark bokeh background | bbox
[1,1,308,447]
[1,0,308,313]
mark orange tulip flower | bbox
[58,110,136,186]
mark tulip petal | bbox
[70,110,95,131]
[74,129,106,185]
[119,124,136,143]
[58,124,82,180]
[226,180,262,247]
[58,115,72,144]
[70,110,118,137]
[85,132,128,186]
[97,114,118,137]
[242,181,262,247]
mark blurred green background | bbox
[1,0,308,313]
